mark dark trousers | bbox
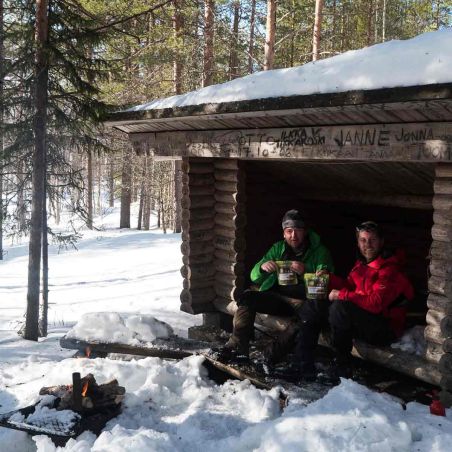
[296,299,395,368]
[230,289,303,349]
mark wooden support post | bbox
[180,157,216,314]
[427,162,452,406]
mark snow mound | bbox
[391,325,427,356]
[66,312,174,345]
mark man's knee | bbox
[236,290,258,308]
[329,300,352,328]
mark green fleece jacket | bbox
[250,230,334,292]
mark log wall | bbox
[427,163,452,391]
[180,157,246,314]
[213,159,247,310]
[180,158,216,313]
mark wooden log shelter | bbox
[107,82,452,402]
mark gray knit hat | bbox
[282,209,305,230]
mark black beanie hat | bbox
[282,209,305,230]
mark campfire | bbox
[0,373,125,446]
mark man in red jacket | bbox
[296,221,414,381]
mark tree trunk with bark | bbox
[0,0,4,260]
[87,149,93,229]
[264,0,276,70]
[229,1,240,80]
[120,147,132,228]
[248,0,256,73]
[203,0,214,87]
[25,0,49,341]
[312,0,324,61]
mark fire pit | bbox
[0,373,125,446]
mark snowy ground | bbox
[1,207,452,451]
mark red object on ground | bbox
[430,391,446,417]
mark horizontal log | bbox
[276,190,432,210]
[182,229,214,242]
[180,287,216,306]
[60,337,194,360]
[428,275,452,298]
[214,235,246,252]
[430,258,452,279]
[181,240,215,257]
[215,212,246,229]
[431,224,452,242]
[214,248,245,262]
[436,164,452,178]
[215,180,239,193]
[181,195,215,210]
[215,170,241,183]
[214,282,242,301]
[434,179,452,195]
[183,207,215,221]
[350,340,441,387]
[427,293,452,315]
[187,174,215,186]
[215,271,245,287]
[183,277,214,290]
[186,162,214,174]
[215,202,244,215]
[426,309,447,329]
[433,210,452,226]
[424,325,446,345]
[214,191,246,204]
[182,253,214,266]
[433,194,452,211]
[426,341,443,364]
[429,241,452,260]
[182,184,215,196]
[214,260,245,276]
[182,217,215,232]
[180,264,216,279]
[213,159,239,171]
[214,225,236,239]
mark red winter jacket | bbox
[329,251,414,337]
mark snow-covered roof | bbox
[129,29,452,112]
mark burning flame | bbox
[85,346,91,358]
[81,381,89,397]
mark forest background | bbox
[0,0,451,339]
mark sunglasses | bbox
[355,221,380,233]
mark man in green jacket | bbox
[217,209,334,363]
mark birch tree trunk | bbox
[203,0,214,87]
[264,0,276,70]
[312,0,324,61]
[25,0,49,341]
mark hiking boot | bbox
[318,358,353,385]
[210,338,250,365]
